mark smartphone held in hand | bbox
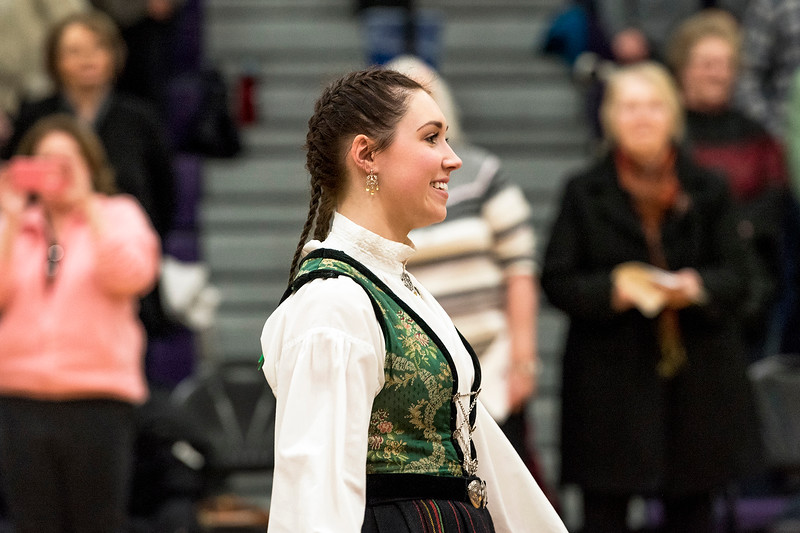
[8,157,69,195]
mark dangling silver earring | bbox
[365,168,379,195]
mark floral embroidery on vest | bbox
[295,252,464,477]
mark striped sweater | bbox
[407,144,536,421]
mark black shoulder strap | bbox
[281,260,389,348]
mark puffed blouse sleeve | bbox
[260,276,386,533]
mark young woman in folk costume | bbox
[259,68,566,533]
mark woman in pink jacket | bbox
[0,114,160,532]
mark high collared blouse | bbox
[260,212,565,533]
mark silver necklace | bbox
[453,389,481,476]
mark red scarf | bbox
[615,148,688,378]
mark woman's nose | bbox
[444,143,462,170]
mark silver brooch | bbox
[468,478,487,509]
[400,270,419,295]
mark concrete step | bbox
[204,281,568,385]
[205,18,360,57]
[419,0,562,10]
[202,153,585,197]
[204,280,568,364]
[240,82,583,128]
[207,0,562,21]
[215,52,569,87]
[207,17,553,59]
[232,124,587,158]
[206,2,561,59]
[201,199,558,239]
[207,0,352,19]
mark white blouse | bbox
[260,213,566,533]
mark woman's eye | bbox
[426,133,439,144]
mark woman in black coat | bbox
[540,62,760,533]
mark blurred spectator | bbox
[356,0,416,65]
[0,114,160,532]
[0,0,88,149]
[788,69,800,200]
[90,0,187,115]
[667,8,792,362]
[594,0,747,65]
[355,0,444,68]
[1,9,177,342]
[93,0,241,161]
[734,0,800,138]
[786,67,800,198]
[780,69,800,355]
[541,62,760,532]
[388,55,558,507]
[575,0,744,140]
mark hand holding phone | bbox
[7,156,69,195]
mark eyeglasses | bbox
[47,243,64,281]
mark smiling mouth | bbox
[431,182,448,191]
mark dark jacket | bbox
[3,92,178,338]
[540,150,761,494]
[3,92,176,238]
[685,109,791,339]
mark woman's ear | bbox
[349,134,376,174]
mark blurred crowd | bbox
[538,1,800,531]
[0,1,233,532]
[0,0,798,532]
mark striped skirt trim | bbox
[362,498,495,533]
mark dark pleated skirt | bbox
[362,499,495,533]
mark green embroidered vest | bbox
[286,248,482,477]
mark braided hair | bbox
[288,67,424,282]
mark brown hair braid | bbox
[288,67,424,282]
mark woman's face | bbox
[373,90,462,235]
[608,75,676,163]
[680,36,736,112]
[56,23,115,91]
[33,131,92,207]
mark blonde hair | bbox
[665,8,741,76]
[385,55,465,146]
[599,61,685,144]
